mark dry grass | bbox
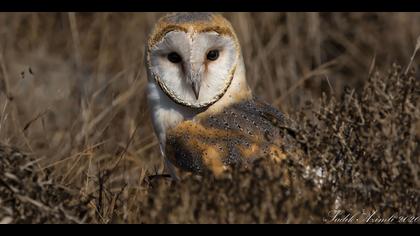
[0,12,419,223]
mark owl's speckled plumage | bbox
[145,13,304,177]
[165,99,303,175]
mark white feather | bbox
[149,30,238,107]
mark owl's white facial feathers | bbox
[149,30,238,108]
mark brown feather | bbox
[165,98,305,175]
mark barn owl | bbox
[145,12,302,178]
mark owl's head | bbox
[145,12,242,109]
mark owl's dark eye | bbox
[206,50,219,61]
[167,52,182,63]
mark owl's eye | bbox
[167,52,182,63]
[207,50,219,61]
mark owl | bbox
[145,12,303,178]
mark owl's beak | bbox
[186,62,203,100]
[191,81,200,100]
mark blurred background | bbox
[0,12,419,189]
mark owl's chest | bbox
[147,82,198,146]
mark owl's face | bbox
[146,13,240,108]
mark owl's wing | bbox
[165,98,304,175]
[251,98,299,138]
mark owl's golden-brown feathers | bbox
[147,12,239,50]
[165,98,303,175]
